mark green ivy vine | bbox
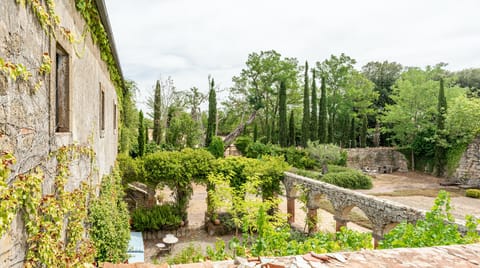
[1,146,97,267]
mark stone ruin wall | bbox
[346,147,408,173]
[453,136,480,187]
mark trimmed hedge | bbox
[131,204,182,231]
[466,189,480,199]
[321,170,373,190]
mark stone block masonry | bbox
[347,147,408,173]
[453,135,480,187]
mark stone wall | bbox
[347,147,408,173]
[0,0,119,266]
[453,136,480,187]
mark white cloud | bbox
[105,0,480,111]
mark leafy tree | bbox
[446,95,480,144]
[301,61,310,147]
[288,110,296,146]
[208,136,224,158]
[362,61,403,108]
[360,114,367,148]
[119,80,138,153]
[310,69,318,141]
[454,68,480,97]
[224,50,298,147]
[167,111,202,149]
[152,80,162,144]
[317,54,356,143]
[278,80,288,147]
[318,76,328,143]
[435,78,447,177]
[206,78,217,146]
[138,111,145,157]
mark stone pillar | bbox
[307,208,318,234]
[287,197,295,224]
[372,233,382,248]
[334,216,348,232]
[372,225,386,249]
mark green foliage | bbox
[435,78,448,177]
[305,141,347,167]
[167,244,205,265]
[310,70,318,142]
[89,169,130,263]
[288,110,296,146]
[138,111,145,157]
[208,136,224,158]
[321,170,373,189]
[153,80,162,144]
[166,111,202,149]
[302,61,310,147]
[117,153,144,184]
[234,136,253,155]
[119,80,139,154]
[446,95,480,145]
[143,149,214,220]
[466,189,480,199]
[318,76,328,143]
[380,190,480,248]
[206,78,217,146]
[245,141,272,158]
[446,143,468,177]
[278,80,288,147]
[130,204,182,231]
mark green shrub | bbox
[279,147,316,169]
[167,244,205,265]
[208,136,224,158]
[245,141,272,158]
[380,190,480,248]
[306,142,347,167]
[321,170,372,189]
[234,136,253,155]
[89,168,130,263]
[117,153,144,184]
[466,189,480,199]
[327,165,350,173]
[130,203,182,231]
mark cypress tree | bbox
[435,78,447,177]
[301,61,310,147]
[278,80,288,147]
[360,114,367,148]
[288,110,296,147]
[253,123,258,142]
[138,110,145,157]
[318,76,328,143]
[310,69,318,141]
[350,117,356,148]
[152,80,162,144]
[205,77,217,146]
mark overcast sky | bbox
[104,0,480,110]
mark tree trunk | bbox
[223,110,258,150]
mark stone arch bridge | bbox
[282,172,471,247]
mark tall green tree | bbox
[318,76,328,143]
[278,80,288,147]
[288,110,295,146]
[301,61,310,147]
[360,114,367,148]
[454,68,480,97]
[317,54,356,143]
[138,110,145,157]
[434,78,447,177]
[310,69,318,141]
[224,50,298,148]
[152,80,162,144]
[206,77,217,146]
[119,80,138,153]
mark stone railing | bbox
[282,172,475,246]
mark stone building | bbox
[1,0,121,266]
[453,135,480,187]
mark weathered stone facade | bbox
[347,147,408,173]
[0,0,119,266]
[453,136,480,187]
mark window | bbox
[100,84,105,136]
[55,45,69,132]
[113,102,117,134]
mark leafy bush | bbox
[130,203,182,231]
[245,141,272,158]
[306,142,347,167]
[327,165,350,173]
[380,190,480,249]
[321,170,372,189]
[208,136,224,158]
[117,153,144,184]
[466,189,480,199]
[167,244,204,265]
[234,136,253,155]
[89,169,130,263]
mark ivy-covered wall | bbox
[0,0,120,266]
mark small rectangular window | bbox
[100,84,105,136]
[55,45,69,132]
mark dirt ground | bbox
[144,171,480,263]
